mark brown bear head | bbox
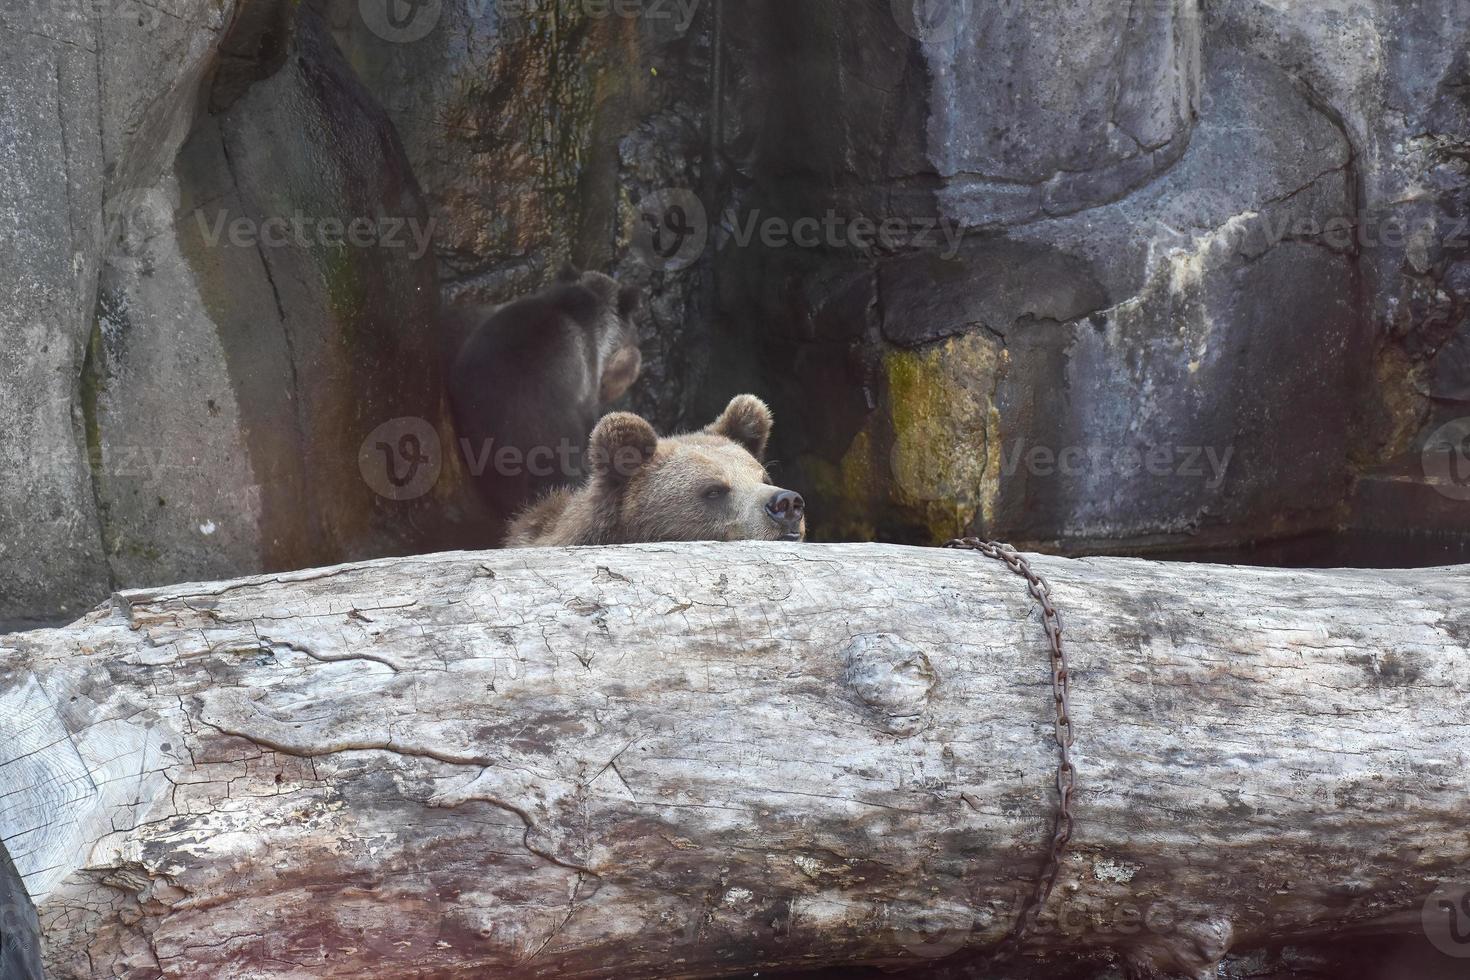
[557,264,642,404]
[589,395,806,543]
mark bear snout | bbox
[765,489,806,540]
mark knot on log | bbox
[841,634,937,736]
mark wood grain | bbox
[1,543,1466,978]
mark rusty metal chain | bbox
[944,537,1075,954]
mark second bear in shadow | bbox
[449,266,643,523]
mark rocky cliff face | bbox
[0,0,234,626]
[318,0,716,430]
[94,6,460,587]
[709,0,1469,549]
[1,0,1466,625]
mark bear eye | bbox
[702,484,731,501]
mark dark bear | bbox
[448,266,643,523]
[504,395,807,547]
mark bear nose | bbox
[765,490,805,527]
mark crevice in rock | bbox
[208,0,295,113]
[78,315,118,594]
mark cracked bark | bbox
[0,543,1466,979]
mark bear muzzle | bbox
[765,489,806,541]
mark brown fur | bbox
[448,266,643,524]
[505,395,806,547]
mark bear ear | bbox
[599,345,643,404]
[617,284,642,320]
[589,412,658,484]
[706,394,773,460]
[557,261,581,283]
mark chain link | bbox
[944,537,1075,953]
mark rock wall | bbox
[706,0,1470,549]
[0,0,478,627]
[0,0,237,627]
[92,5,464,587]
[1232,0,1470,538]
[319,0,716,430]
[2,0,1467,624]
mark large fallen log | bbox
[1,543,1466,979]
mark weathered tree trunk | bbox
[1,543,1466,979]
